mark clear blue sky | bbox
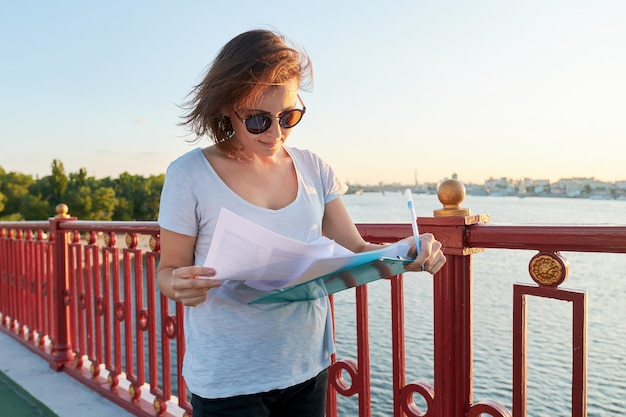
[2,1,625,185]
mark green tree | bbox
[110,172,164,220]
[0,160,164,221]
[27,159,70,213]
[0,167,6,215]
[20,194,54,220]
[137,174,164,220]
[0,168,52,220]
[64,168,118,220]
[50,159,68,202]
[110,172,140,221]
[87,186,117,220]
[0,170,36,215]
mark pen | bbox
[405,189,424,270]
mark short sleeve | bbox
[157,162,199,237]
[316,153,349,204]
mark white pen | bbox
[405,189,423,269]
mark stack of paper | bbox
[203,208,413,302]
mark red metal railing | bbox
[2,189,626,417]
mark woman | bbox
[157,29,446,417]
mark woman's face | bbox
[231,79,301,158]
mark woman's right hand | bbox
[158,228,221,306]
[166,266,221,307]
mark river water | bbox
[334,192,626,417]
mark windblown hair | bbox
[180,29,313,157]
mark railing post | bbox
[419,180,488,417]
[49,203,77,371]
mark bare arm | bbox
[157,228,221,306]
[322,198,446,274]
[322,198,377,253]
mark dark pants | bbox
[191,369,328,417]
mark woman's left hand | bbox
[403,233,446,274]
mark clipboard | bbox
[249,256,413,304]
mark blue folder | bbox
[249,256,413,304]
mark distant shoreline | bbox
[347,189,626,201]
[346,179,626,201]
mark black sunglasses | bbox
[234,95,306,134]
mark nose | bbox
[265,116,285,137]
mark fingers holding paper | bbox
[157,229,222,307]
[169,266,221,307]
[404,233,446,274]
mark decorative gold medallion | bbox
[149,235,159,251]
[528,251,569,287]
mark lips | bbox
[259,139,282,147]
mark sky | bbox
[1,1,625,186]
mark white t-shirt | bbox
[158,146,348,399]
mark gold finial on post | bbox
[55,203,70,218]
[434,179,471,217]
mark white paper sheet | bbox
[203,207,410,290]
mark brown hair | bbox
[180,29,313,157]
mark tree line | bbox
[0,160,164,221]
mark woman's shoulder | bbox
[170,147,205,166]
[165,148,213,183]
[285,146,324,165]
[285,146,339,181]
[170,148,205,169]
[285,146,347,196]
